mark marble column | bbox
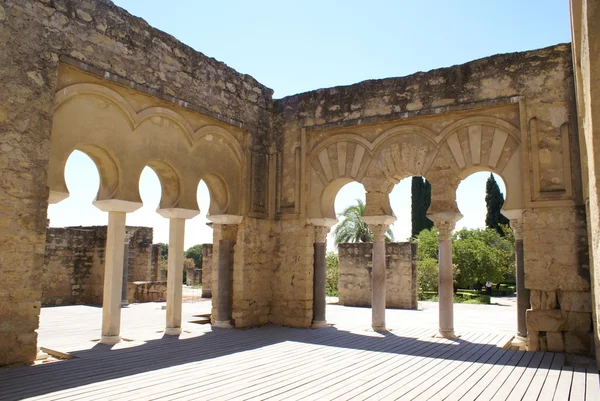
[504,210,529,338]
[157,208,199,336]
[121,240,130,307]
[430,212,462,339]
[209,215,243,329]
[309,218,336,329]
[93,199,142,344]
[370,224,390,332]
[361,215,396,333]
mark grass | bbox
[419,290,491,304]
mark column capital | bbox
[428,212,462,241]
[502,209,524,240]
[309,218,337,243]
[314,225,331,243]
[157,208,200,220]
[370,224,390,243]
[93,199,143,213]
[207,214,243,225]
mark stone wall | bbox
[0,0,272,365]
[42,225,158,306]
[185,267,201,286]
[127,281,167,303]
[201,244,212,298]
[338,243,418,309]
[42,226,106,306]
[523,207,594,355]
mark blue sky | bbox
[48,1,572,250]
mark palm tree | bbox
[332,199,395,245]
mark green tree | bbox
[452,227,514,287]
[185,244,203,269]
[411,176,434,238]
[415,227,439,262]
[325,251,339,296]
[418,258,439,292]
[485,173,510,236]
[332,199,394,245]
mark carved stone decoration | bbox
[250,152,269,215]
[310,140,370,187]
[314,225,330,243]
[375,141,432,182]
[369,224,390,243]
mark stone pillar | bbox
[157,208,200,336]
[121,240,130,307]
[361,215,396,333]
[309,218,336,329]
[93,199,142,344]
[504,210,529,338]
[429,212,462,339]
[209,215,243,329]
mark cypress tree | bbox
[411,176,434,238]
[485,173,510,235]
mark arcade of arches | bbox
[1,0,600,367]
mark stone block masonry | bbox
[202,244,213,298]
[42,226,158,306]
[338,243,418,309]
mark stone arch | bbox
[48,144,121,204]
[144,160,183,209]
[193,125,244,165]
[308,136,373,218]
[371,127,440,184]
[200,173,231,216]
[435,116,523,211]
[137,107,195,147]
[55,83,137,130]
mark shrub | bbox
[325,251,339,296]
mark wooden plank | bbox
[553,367,574,401]
[472,350,528,401]
[227,330,448,401]
[570,366,587,401]
[538,353,566,400]
[490,351,542,401]
[520,352,555,401]
[586,370,600,401]
[403,334,505,400]
[414,340,508,400]
[353,333,490,400]
[503,352,547,400]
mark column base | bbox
[372,324,388,333]
[165,327,182,336]
[100,335,121,345]
[436,329,458,339]
[213,320,233,329]
[311,320,328,329]
[510,334,528,350]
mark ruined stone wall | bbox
[42,226,106,306]
[125,227,154,282]
[201,244,213,298]
[524,207,593,355]
[269,220,315,327]
[338,243,418,309]
[127,281,167,303]
[273,43,591,355]
[0,0,273,365]
[42,225,157,306]
[231,218,274,328]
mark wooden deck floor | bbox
[0,300,598,400]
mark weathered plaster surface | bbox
[0,0,597,365]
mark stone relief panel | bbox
[529,118,573,200]
[310,139,372,187]
[250,151,269,216]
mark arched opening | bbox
[452,171,516,335]
[181,179,214,303]
[42,149,110,331]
